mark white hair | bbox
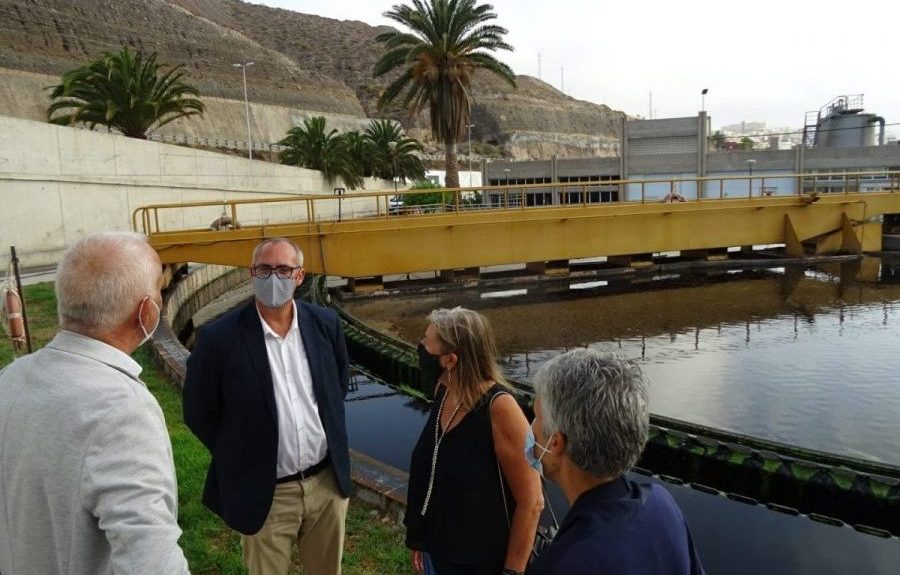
[533,349,649,478]
[56,232,159,335]
[251,238,304,266]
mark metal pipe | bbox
[872,116,886,146]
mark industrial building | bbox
[481,95,899,203]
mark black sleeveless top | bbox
[404,384,515,569]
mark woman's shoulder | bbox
[474,381,506,408]
[486,385,524,422]
[486,381,516,404]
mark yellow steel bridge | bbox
[134,171,900,278]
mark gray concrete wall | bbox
[627,117,701,159]
[555,157,620,178]
[629,152,697,175]
[486,160,554,181]
[708,150,796,172]
[0,116,392,269]
[805,146,900,171]
[626,116,699,139]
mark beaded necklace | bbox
[420,376,463,516]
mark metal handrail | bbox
[132,170,900,235]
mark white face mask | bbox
[138,297,161,347]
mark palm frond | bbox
[45,46,205,139]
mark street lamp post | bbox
[233,61,255,160]
[747,159,757,196]
[701,88,708,113]
[466,123,475,187]
[503,168,511,207]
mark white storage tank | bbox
[815,95,885,148]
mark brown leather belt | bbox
[276,454,330,484]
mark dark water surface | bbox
[343,258,900,465]
[345,375,900,575]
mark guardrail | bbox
[132,170,900,235]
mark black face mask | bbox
[417,343,444,392]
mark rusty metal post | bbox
[9,246,32,353]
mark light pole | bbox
[747,159,756,196]
[466,123,475,186]
[233,61,255,160]
[503,168,511,207]
[701,88,708,113]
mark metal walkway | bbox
[134,171,900,278]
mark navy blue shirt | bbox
[527,477,705,575]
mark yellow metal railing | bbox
[132,171,900,235]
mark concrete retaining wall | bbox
[0,115,393,269]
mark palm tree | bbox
[47,47,204,139]
[710,130,727,151]
[364,119,426,183]
[342,130,375,178]
[374,0,514,189]
[278,116,364,189]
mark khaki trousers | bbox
[241,466,349,575]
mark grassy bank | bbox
[1,283,413,575]
[0,282,57,366]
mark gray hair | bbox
[56,232,159,335]
[251,238,304,267]
[533,349,649,478]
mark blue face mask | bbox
[525,425,551,475]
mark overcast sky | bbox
[249,0,899,136]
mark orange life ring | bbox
[3,287,25,352]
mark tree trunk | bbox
[444,141,459,189]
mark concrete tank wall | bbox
[0,115,392,269]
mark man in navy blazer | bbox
[184,238,351,575]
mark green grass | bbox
[0,282,57,366]
[2,283,414,575]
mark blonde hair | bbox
[427,307,510,410]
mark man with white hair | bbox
[526,349,704,575]
[0,232,189,575]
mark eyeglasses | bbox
[251,264,302,279]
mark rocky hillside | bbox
[0,0,623,159]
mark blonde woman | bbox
[405,308,543,575]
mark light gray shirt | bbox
[0,331,189,574]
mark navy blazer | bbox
[183,299,352,535]
[527,478,704,575]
